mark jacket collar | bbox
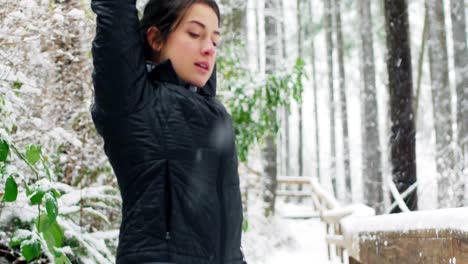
[147,59,217,97]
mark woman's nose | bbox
[201,40,215,56]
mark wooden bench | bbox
[342,207,468,264]
[355,229,468,263]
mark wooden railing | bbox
[276,176,312,198]
[277,176,362,263]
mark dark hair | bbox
[140,0,221,61]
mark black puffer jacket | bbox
[90,1,246,263]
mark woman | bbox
[90,0,247,263]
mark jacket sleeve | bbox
[91,0,149,114]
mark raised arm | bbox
[91,0,149,114]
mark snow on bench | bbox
[342,207,468,264]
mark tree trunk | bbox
[415,10,429,121]
[308,0,321,183]
[263,0,279,217]
[280,0,290,177]
[297,0,304,178]
[426,0,456,208]
[334,0,352,203]
[359,0,384,213]
[295,0,304,203]
[450,0,467,206]
[324,0,337,197]
[384,0,418,213]
[220,0,247,44]
[255,0,263,71]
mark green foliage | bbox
[10,229,42,261]
[28,182,60,205]
[45,192,59,224]
[242,218,249,233]
[217,42,307,162]
[11,81,23,95]
[25,144,42,166]
[1,2,116,262]
[0,137,71,262]
[10,229,32,247]
[2,175,18,202]
[55,253,73,264]
[11,80,23,91]
[36,213,64,250]
[0,139,9,162]
[28,188,46,205]
[0,164,6,176]
[21,239,42,261]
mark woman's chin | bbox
[188,78,208,88]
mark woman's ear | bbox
[146,26,162,52]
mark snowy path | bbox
[265,217,332,264]
[257,200,335,264]
[244,201,336,263]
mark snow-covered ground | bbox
[244,201,334,264]
[245,201,468,264]
[265,217,331,264]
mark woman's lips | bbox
[195,62,209,73]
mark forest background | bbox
[0,0,466,263]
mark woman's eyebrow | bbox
[187,20,221,36]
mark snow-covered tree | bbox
[359,0,384,214]
[384,0,418,212]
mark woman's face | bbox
[155,3,220,88]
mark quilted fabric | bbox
[90,1,246,263]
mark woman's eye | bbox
[188,32,200,38]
